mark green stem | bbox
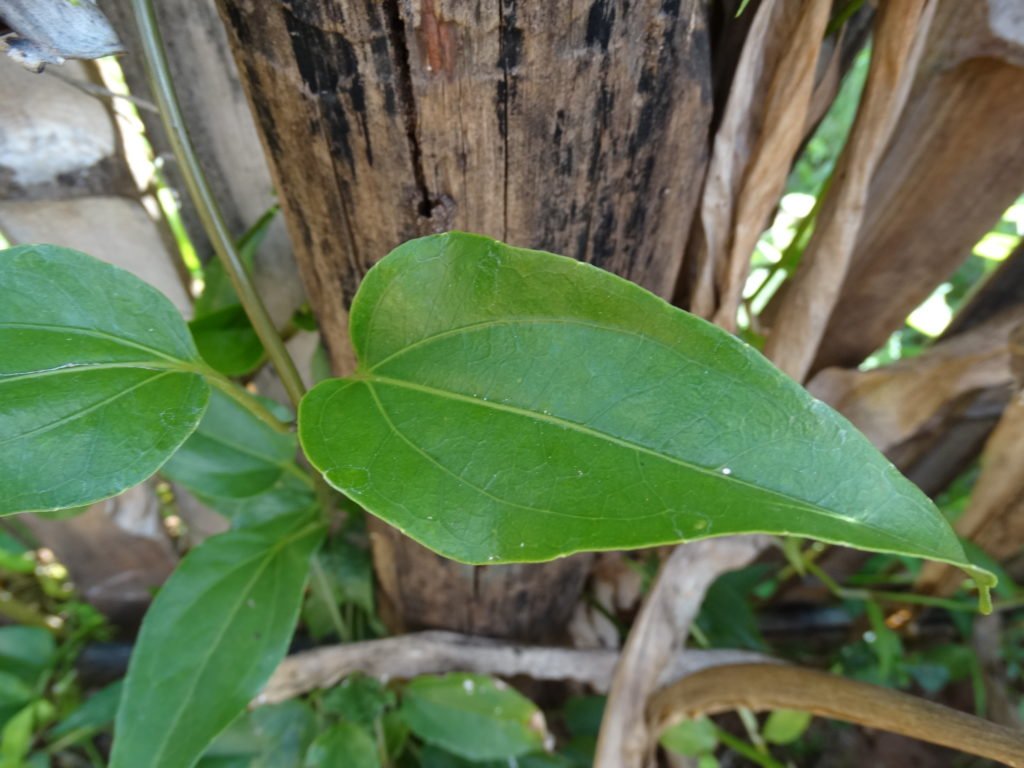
[715,727,787,768]
[132,0,306,409]
[201,369,292,434]
[803,560,1006,614]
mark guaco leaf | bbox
[0,244,208,515]
[110,511,325,768]
[298,233,994,605]
[161,387,305,501]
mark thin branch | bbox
[255,630,774,706]
[130,0,306,409]
[594,536,770,768]
[44,68,159,112]
[649,663,1024,767]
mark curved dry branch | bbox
[256,630,772,706]
[649,663,1024,767]
[594,536,770,768]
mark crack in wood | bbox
[382,0,433,218]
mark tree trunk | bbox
[215,0,712,638]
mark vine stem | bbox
[132,1,351,638]
[200,368,292,434]
[649,663,1024,767]
[131,0,306,410]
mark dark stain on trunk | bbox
[282,8,372,169]
[585,0,616,51]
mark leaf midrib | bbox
[0,360,202,385]
[0,321,194,364]
[364,375,949,561]
[0,371,176,448]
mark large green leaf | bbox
[0,244,209,515]
[399,673,548,761]
[161,387,305,501]
[299,233,993,601]
[110,511,324,768]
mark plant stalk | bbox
[650,663,1024,767]
[131,0,306,409]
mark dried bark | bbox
[765,0,936,381]
[809,0,1024,373]
[686,0,830,322]
[808,305,1024,459]
[917,387,1024,596]
[217,0,714,638]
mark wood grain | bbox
[217,0,714,638]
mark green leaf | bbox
[49,680,123,741]
[195,471,318,529]
[399,673,547,761]
[303,721,380,768]
[298,233,994,602]
[200,701,317,768]
[0,532,33,574]
[0,627,55,685]
[1,700,54,767]
[695,565,769,651]
[762,709,812,745]
[110,511,325,768]
[190,305,265,377]
[303,535,384,641]
[562,695,605,738]
[419,746,570,768]
[659,717,718,756]
[161,388,304,501]
[320,674,394,729]
[0,244,209,515]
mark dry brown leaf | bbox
[918,389,1024,595]
[808,305,1024,454]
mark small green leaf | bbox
[320,674,394,728]
[0,627,55,684]
[110,511,324,768]
[0,244,209,515]
[304,535,384,640]
[695,565,769,651]
[200,701,317,768]
[382,710,409,761]
[762,709,813,745]
[49,680,123,740]
[562,696,605,738]
[0,673,34,711]
[195,472,318,529]
[399,673,547,761]
[190,305,265,377]
[161,388,304,501]
[303,721,380,768]
[299,233,994,601]
[659,716,718,756]
[0,533,33,574]
[1,701,53,766]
